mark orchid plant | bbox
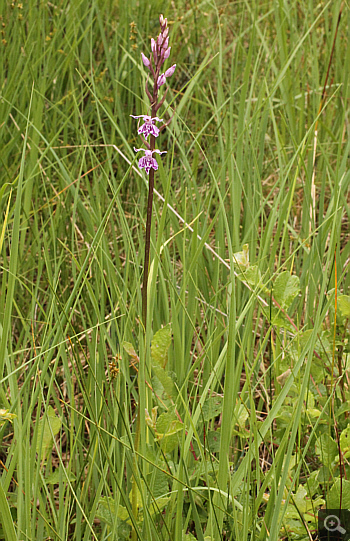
[129,16,176,537]
[131,14,176,329]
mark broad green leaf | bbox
[232,244,249,269]
[151,375,173,408]
[338,295,350,318]
[273,271,299,309]
[155,408,178,433]
[150,496,170,515]
[305,407,322,418]
[129,483,143,510]
[123,341,139,361]
[149,467,169,498]
[151,324,172,368]
[201,396,223,421]
[317,466,332,483]
[315,434,338,467]
[340,425,350,457]
[328,478,350,508]
[294,329,331,357]
[152,364,176,400]
[183,532,197,541]
[269,305,295,331]
[236,265,262,288]
[293,484,307,513]
[232,400,249,433]
[276,369,292,386]
[307,470,320,497]
[96,497,129,526]
[156,409,183,453]
[206,430,221,453]
[36,406,62,461]
[282,518,310,536]
[46,468,76,485]
[336,403,350,418]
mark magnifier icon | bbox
[324,514,346,535]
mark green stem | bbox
[141,164,155,328]
[141,103,157,329]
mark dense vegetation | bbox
[0,1,349,540]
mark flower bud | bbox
[162,36,169,50]
[163,46,171,60]
[157,33,163,47]
[162,27,169,40]
[164,64,176,78]
[141,52,151,68]
[151,38,158,64]
[159,14,164,26]
[157,73,166,88]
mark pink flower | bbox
[157,64,176,88]
[130,114,163,138]
[160,47,171,65]
[157,33,163,47]
[157,73,166,88]
[151,38,157,63]
[165,64,176,78]
[134,147,167,174]
[141,52,151,69]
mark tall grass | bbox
[0,1,349,540]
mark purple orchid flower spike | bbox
[130,114,163,138]
[134,147,167,175]
[130,13,177,334]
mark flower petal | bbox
[141,52,151,68]
[157,74,166,88]
[164,64,176,78]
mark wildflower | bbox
[157,73,166,88]
[165,64,176,78]
[134,147,167,174]
[157,64,176,88]
[151,38,157,63]
[130,114,163,138]
[159,14,167,30]
[161,46,171,62]
[141,52,151,69]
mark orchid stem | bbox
[141,125,156,330]
[130,15,174,540]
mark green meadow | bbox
[0,1,349,540]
